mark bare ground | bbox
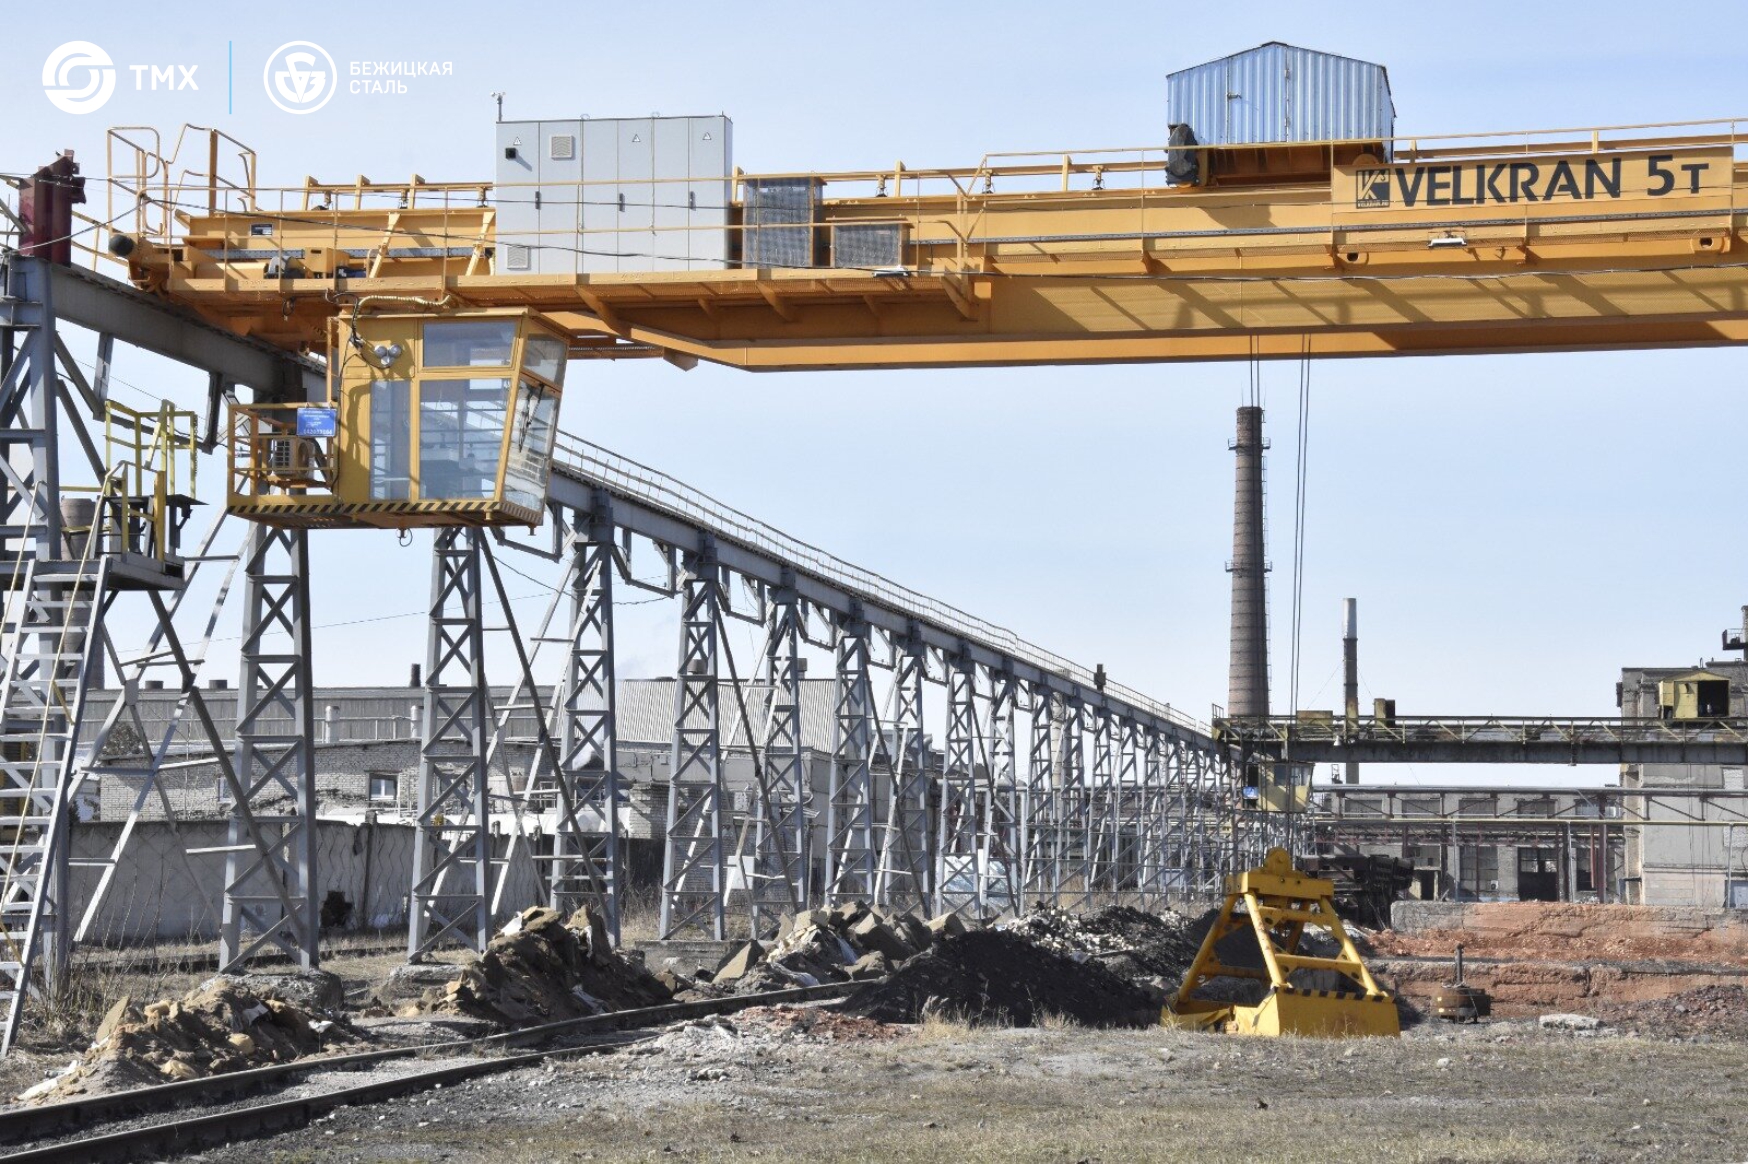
[180,1012,1748,1164]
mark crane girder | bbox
[109,128,1748,369]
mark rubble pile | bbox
[999,905,1202,981]
[696,902,941,994]
[840,930,1159,1028]
[1582,985,1748,1039]
[23,973,351,1100]
[410,905,672,1026]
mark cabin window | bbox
[522,334,568,385]
[419,378,508,499]
[369,380,412,500]
[502,382,559,512]
[423,320,516,367]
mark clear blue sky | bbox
[7,1,1745,786]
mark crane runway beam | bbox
[547,436,1213,752]
[1220,714,1748,765]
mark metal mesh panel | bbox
[832,223,902,269]
[742,178,819,268]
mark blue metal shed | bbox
[1167,42,1395,148]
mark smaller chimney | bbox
[410,663,422,687]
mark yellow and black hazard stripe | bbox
[228,497,543,530]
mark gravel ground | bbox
[141,1007,1748,1164]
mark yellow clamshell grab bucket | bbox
[1163,847,1401,1038]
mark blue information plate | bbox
[297,408,338,438]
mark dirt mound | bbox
[839,930,1158,1028]
[25,975,352,1100]
[412,905,671,1026]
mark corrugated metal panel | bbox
[1167,42,1393,147]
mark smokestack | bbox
[1343,598,1359,785]
[1227,406,1269,719]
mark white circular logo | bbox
[264,41,335,114]
[42,41,116,115]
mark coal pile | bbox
[839,930,1158,1028]
[24,974,352,1100]
[412,905,672,1026]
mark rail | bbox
[0,979,862,1161]
[551,432,1206,735]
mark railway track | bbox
[0,980,863,1164]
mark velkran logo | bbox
[264,41,336,114]
[42,41,116,114]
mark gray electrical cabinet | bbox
[494,115,732,275]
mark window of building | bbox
[1401,796,1440,817]
[368,773,398,803]
[1725,768,1746,792]
[1515,797,1556,818]
[1457,797,1498,819]
[1458,845,1499,894]
[1345,797,1385,818]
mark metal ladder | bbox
[0,552,109,1052]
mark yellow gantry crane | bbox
[80,63,1748,529]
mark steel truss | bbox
[1088,705,1117,896]
[408,528,491,958]
[550,508,623,937]
[748,579,807,936]
[1136,727,1166,907]
[875,636,930,909]
[826,609,877,903]
[659,544,726,940]
[1023,686,1058,907]
[984,670,1020,914]
[219,525,319,970]
[1054,699,1091,909]
[934,654,982,917]
[1112,716,1141,900]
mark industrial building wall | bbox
[68,819,545,943]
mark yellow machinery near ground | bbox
[1164,847,1400,1037]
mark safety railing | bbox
[549,431,1206,736]
[89,115,1748,289]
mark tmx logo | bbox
[265,42,336,114]
[42,41,197,114]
